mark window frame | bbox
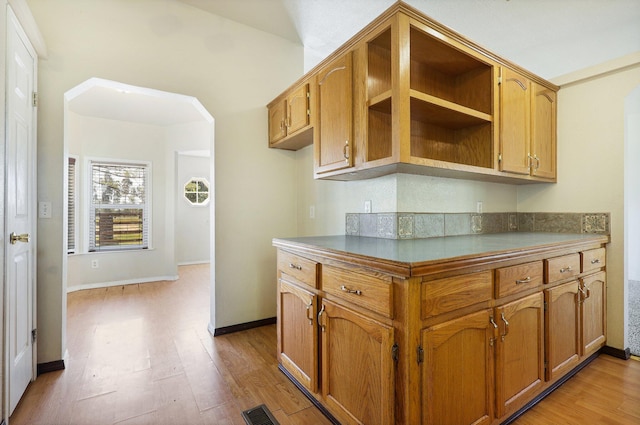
[183,177,210,206]
[67,155,79,255]
[85,157,152,252]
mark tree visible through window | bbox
[89,160,150,251]
[184,177,209,205]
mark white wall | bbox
[519,56,640,350]
[176,153,210,264]
[28,0,301,363]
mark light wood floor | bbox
[10,264,640,425]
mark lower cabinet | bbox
[580,271,607,356]
[421,309,494,425]
[319,299,395,425]
[277,277,318,392]
[495,292,545,418]
[545,281,580,381]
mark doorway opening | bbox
[625,85,640,357]
[62,77,215,356]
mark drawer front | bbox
[495,261,543,298]
[322,265,392,318]
[581,248,606,273]
[277,250,318,288]
[545,254,580,283]
[421,270,493,319]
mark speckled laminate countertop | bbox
[273,233,609,276]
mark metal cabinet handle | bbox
[10,232,30,245]
[591,259,601,264]
[490,316,498,346]
[318,305,326,332]
[515,276,532,284]
[501,312,509,341]
[343,141,350,163]
[560,266,573,273]
[305,301,314,325]
[340,285,362,295]
[289,263,302,271]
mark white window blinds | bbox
[68,157,76,254]
[89,160,149,251]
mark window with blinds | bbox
[68,157,77,254]
[89,160,150,252]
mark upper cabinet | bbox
[268,78,314,150]
[267,2,558,183]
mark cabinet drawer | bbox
[545,254,580,283]
[581,248,606,273]
[322,265,392,318]
[421,271,493,319]
[277,250,318,288]
[495,261,543,298]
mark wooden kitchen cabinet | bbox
[580,271,607,356]
[319,299,395,425]
[499,68,557,180]
[421,309,494,425]
[273,234,608,425]
[268,2,558,184]
[268,79,314,150]
[495,292,544,418]
[314,52,354,176]
[544,281,580,380]
[277,278,318,393]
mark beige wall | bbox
[28,0,302,362]
[519,55,640,350]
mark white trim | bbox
[66,154,79,255]
[177,260,210,266]
[7,0,47,58]
[66,275,179,293]
[207,322,216,337]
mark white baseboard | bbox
[66,275,179,293]
[177,260,211,266]
[207,322,216,337]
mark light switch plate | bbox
[39,201,52,219]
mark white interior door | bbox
[5,6,37,415]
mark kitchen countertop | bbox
[273,233,609,276]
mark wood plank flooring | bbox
[9,264,640,425]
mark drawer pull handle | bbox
[340,285,362,296]
[515,276,532,284]
[590,259,601,264]
[501,313,509,341]
[559,266,573,273]
[306,302,314,325]
[289,263,302,271]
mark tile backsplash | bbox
[345,212,610,239]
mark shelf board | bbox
[410,90,492,129]
[368,90,392,112]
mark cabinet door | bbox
[499,67,531,175]
[580,272,606,356]
[315,52,354,175]
[319,299,394,425]
[422,309,494,425]
[277,278,318,393]
[495,292,544,419]
[268,100,287,145]
[287,83,310,135]
[545,281,580,381]
[530,83,556,179]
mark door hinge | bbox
[417,345,424,364]
[392,343,399,363]
[32,328,37,343]
[32,91,38,107]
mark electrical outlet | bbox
[39,201,52,219]
[364,200,372,213]
[91,260,99,269]
[476,201,483,214]
[309,205,315,219]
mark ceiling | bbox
[71,0,640,126]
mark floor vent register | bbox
[241,404,280,425]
